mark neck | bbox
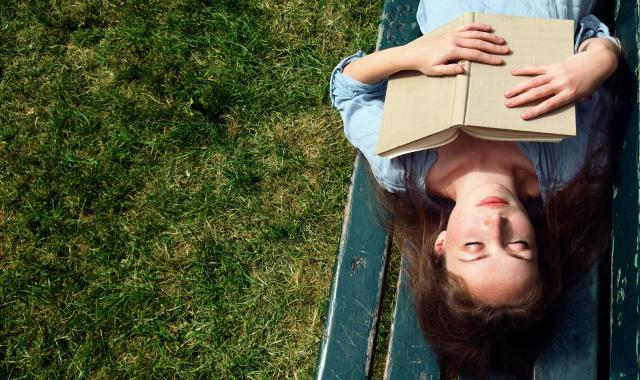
[429,134,539,200]
[448,169,519,201]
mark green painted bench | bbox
[316,0,640,378]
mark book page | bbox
[376,15,465,157]
[464,13,575,137]
[380,128,459,159]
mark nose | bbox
[481,212,507,240]
[481,211,505,226]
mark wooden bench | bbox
[316,0,640,378]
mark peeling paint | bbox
[376,12,387,50]
[618,268,623,286]
[617,287,626,303]
[636,330,639,366]
[350,256,367,274]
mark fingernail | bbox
[505,100,511,107]
[522,113,530,119]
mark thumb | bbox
[430,63,464,76]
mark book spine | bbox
[450,12,474,126]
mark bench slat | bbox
[315,154,392,380]
[534,266,600,379]
[377,0,422,51]
[384,258,440,379]
[610,1,640,378]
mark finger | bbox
[511,65,548,76]
[504,75,551,98]
[457,31,505,45]
[431,63,465,76]
[456,23,493,33]
[454,47,503,65]
[504,83,556,108]
[456,38,510,55]
[521,93,572,120]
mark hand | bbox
[504,46,618,120]
[405,23,509,76]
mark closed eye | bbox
[509,240,529,251]
[463,241,483,254]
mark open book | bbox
[376,13,575,159]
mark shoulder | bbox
[520,84,613,195]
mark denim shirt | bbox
[330,1,614,199]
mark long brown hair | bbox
[375,85,614,379]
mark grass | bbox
[0,0,381,377]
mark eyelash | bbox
[464,241,529,247]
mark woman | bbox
[330,1,619,377]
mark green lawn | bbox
[0,0,381,377]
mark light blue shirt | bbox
[416,0,615,52]
[331,0,614,198]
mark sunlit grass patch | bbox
[1,0,381,377]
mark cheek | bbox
[445,214,476,241]
[513,215,535,236]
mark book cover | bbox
[376,13,575,159]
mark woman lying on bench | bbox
[330,0,619,377]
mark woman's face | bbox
[434,183,539,305]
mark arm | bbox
[504,37,620,120]
[343,23,510,84]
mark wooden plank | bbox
[384,257,440,380]
[377,0,421,51]
[610,0,640,378]
[533,265,600,379]
[315,154,392,380]
[316,1,421,378]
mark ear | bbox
[434,230,446,256]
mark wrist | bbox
[579,37,621,57]
[590,45,619,77]
[383,45,416,73]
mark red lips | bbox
[477,197,508,206]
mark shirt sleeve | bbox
[575,14,620,52]
[329,51,408,192]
